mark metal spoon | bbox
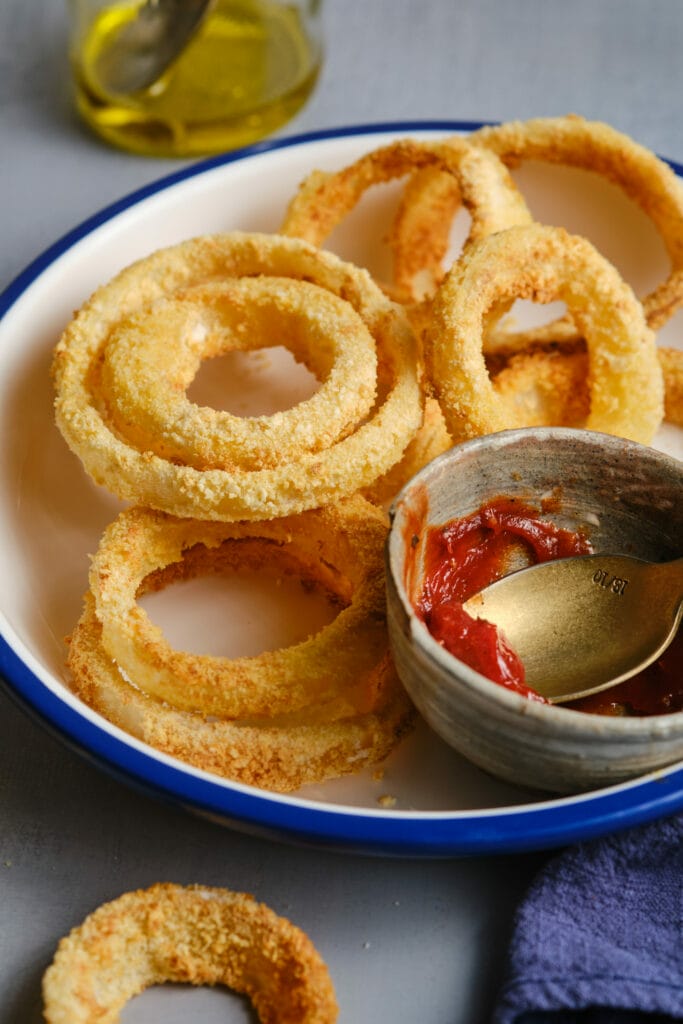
[94,0,214,95]
[463,553,683,704]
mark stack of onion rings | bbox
[42,883,338,1023]
[90,500,392,719]
[54,231,420,793]
[68,497,415,793]
[53,231,422,521]
[377,118,681,448]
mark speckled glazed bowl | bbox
[386,427,683,794]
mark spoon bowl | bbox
[464,553,683,703]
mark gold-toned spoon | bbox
[463,553,683,704]
[94,0,214,94]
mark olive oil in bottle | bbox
[69,0,323,157]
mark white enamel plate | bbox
[1,121,681,856]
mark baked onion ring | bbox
[52,232,422,521]
[388,165,463,303]
[67,594,414,792]
[89,498,392,719]
[388,163,471,309]
[100,277,378,471]
[280,137,531,303]
[42,883,338,1023]
[391,116,683,344]
[361,396,451,507]
[493,344,683,429]
[660,346,683,426]
[471,115,683,335]
[425,223,664,444]
[280,140,525,498]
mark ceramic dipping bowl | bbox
[385,427,683,794]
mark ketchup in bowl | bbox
[412,497,682,716]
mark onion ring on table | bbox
[89,497,393,719]
[280,137,532,304]
[67,593,414,793]
[424,223,664,445]
[492,344,683,429]
[100,277,378,471]
[52,231,422,522]
[42,883,338,1024]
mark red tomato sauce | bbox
[568,631,683,716]
[413,496,682,716]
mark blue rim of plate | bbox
[1,119,682,858]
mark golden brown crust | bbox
[492,344,683,429]
[42,883,339,1023]
[51,124,680,813]
[100,277,378,471]
[425,223,664,444]
[280,137,531,303]
[390,116,683,349]
[361,396,452,506]
[471,114,683,336]
[67,592,415,793]
[389,165,462,301]
[659,346,683,426]
[89,498,394,719]
[52,231,422,521]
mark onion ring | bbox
[388,165,468,309]
[388,165,463,303]
[100,277,378,471]
[391,116,683,344]
[279,140,525,497]
[660,346,683,426]
[42,883,338,1023]
[280,137,532,303]
[491,345,591,428]
[361,396,451,507]
[67,593,414,792]
[471,115,683,334]
[52,231,422,521]
[425,223,664,444]
[89,498,392,719]
[493,344,683,429]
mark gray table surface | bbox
[2,2,682,1021]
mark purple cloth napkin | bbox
[493,814,683,1023]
